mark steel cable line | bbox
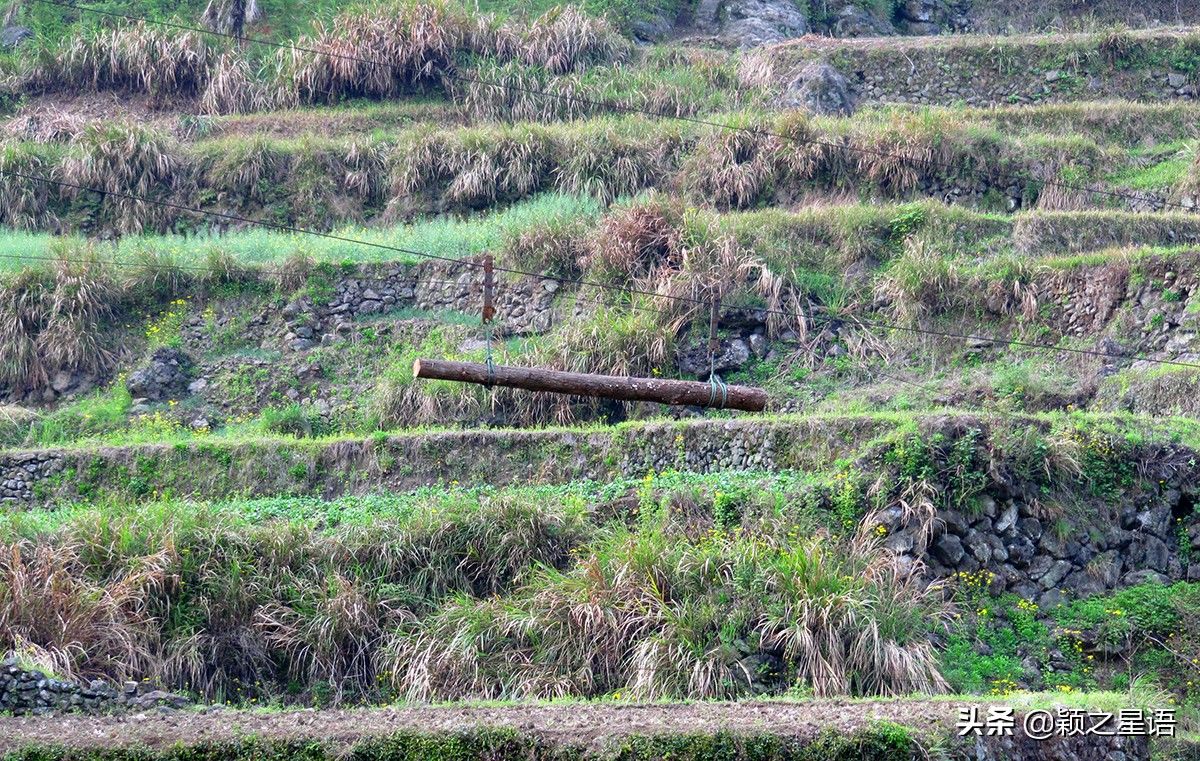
[27,0,1200,213]
[5,166,1200,372]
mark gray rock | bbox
[631,14,673,41]
[779,62,857,117]
[834,3,891,37]
[1017,517,1043,541]
[1039,559,1073,589]
[1140,536,1171,572]
[1005,535,1036,566]
[885,531,915,554]
[940,510,970,537]
[1038,588,1066,609]
[50,371,76,394]
[678,338,752,377]
[1,25,32,49]
[1064,570,1106,598]
[963,530,991,563]
[720,0,807,47]
[932,533,965,566]
[1122,569,1169,587]
[1027,555,1053,580]
[126,348,193,402]
[994,502,1018,534]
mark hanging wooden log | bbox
[413,359,768,412]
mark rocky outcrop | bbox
[721,0,808,48]
[126,348,194,402]
[778,61,857,115]
[0,658,189,716]
[692,0,808,48]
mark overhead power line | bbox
[4,167,1200,372]
[27,0,1200,214]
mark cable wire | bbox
[6,166,1200,373]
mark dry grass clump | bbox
[873,236,965,326]
[682,113,838,210]
[200,52,270,115]
[454,59,592,123]
[60,123,183,234]
[382,527,948,701]
[273,1,622,106]
[554,119,681,204]
[519,5,625,74]
[583,194,681,280]
[0,244,121,392]
[30,22,214,99]
[0,495,589,700]
[197,134,286,207]
[0,537,170,682]
[0,140,58,231]
[391,124,554,212]
[271,0,477,105]
[498,214,592,278]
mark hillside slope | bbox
[0,1,1199,758]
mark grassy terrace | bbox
[1,0,1200,753]
[3,104,1198,235]
[1,411,1198,729]
[0,408,1195,700]
[1,193,1196,448]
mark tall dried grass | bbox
[60,124,183,234]
[0,141,58,231]
[200,52,270,115]
[30,23,213,99]
[271,0,474,105]
[382,527,948,701]
[391,125,554,211]
[519,6,625,74]
[0,243,121,391]
[0,538,170,681]
[0,495,588,700]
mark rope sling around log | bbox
[412,359,769,412]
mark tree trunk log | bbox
[413,359,767,412]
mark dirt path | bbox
[0,699,974,752]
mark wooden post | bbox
[413,359,768,412]
[482,255,495,324]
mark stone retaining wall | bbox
[804,32,1200,108]
[879,486,1199,610]
[0,658,188,716]
[283,259,557,352]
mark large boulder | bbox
[126,347,194,402]
[722,0,808,48]
[778,61,857,116]
[833,3,893,37]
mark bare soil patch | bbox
[0,699,973,752]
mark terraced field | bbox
[0,0,1199,759]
